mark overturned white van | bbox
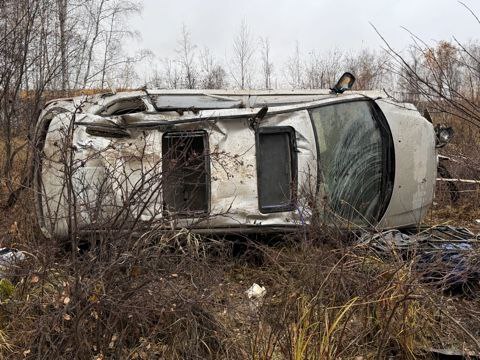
[33,81,437,238]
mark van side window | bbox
[256,127,297,213]
[162,131,209,215]
[100,97,147,116]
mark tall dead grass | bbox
[0,195,479,359]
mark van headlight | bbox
[435,125,453,148]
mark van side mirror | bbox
[435,125,454,148]
[331,72,356,94]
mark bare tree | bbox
[285,41,303,88]
[81,0,107,88]
[345,48,391,90]
[0,0,145,206]
[0,0,62,202]
[65,0,143,89]
[396,46,424,103]
[176,24,198,89]
[162,57,181,89]
[231,20,255,89]
[144,62,164,88]
[57,0,68,91]
[373,21,480,128]
[259,37,273,89]
[199,47,227,89]
[460,41,480,100]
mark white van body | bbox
[33,89,436,238]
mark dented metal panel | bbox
[376,99,436,229]
[151,94,242,110]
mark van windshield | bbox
[309,100,393,225]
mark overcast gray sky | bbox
[127,0,479,82]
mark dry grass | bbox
[0,198,478,359]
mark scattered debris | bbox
[358,226,480,293]
[245,283,266,309]
[426,347,480,359]
[0,247,25,278]
[436,178,480,184]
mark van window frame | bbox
[256,126,298,214]
[161,130,211,217]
